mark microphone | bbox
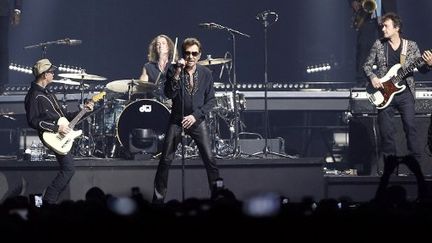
[198,22,223,30]
[255,10,278,21]
[199,22,212,28]
[57,38,82,45]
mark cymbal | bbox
[58,73,107,81]
[198,58,231,66]
[52,79,81,86]
[105,79,157,93]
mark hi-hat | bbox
[198,58,231,66]
[105,79,157,93]
[58,73,107,81]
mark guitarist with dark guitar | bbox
[24,59,96,205]
[363,13,432,201]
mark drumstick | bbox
[172,37,178,64]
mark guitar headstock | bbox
[91,91,106,102]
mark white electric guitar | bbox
[366,54,429,109]
[42,92,106,155]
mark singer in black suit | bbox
[0,0,21,93]
[152,38,221,204]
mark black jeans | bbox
[153,121,220,201]
[43,153,75,204]
[377,89,421,160]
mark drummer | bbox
[138,34,178,108]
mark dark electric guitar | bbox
[366,56,428,109]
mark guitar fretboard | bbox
[393,57,426,83]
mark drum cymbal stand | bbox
[127,79,137,102]
[75,70,95,157]
[91,95,111,158]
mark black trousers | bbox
[153,121,220,201]
[377,89,421,159]
[375,90,427,200]
[43,152,75,204]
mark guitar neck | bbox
[68,109,87,129]
[394,57,425,83]
[62,92,105,129]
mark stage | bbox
[0,156,427,203]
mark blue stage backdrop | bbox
[8,0,432,86]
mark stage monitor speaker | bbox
[238,138,285,155]
[348,115,432,176]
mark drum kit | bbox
[55,56,245,159]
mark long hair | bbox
[147,34,178,62]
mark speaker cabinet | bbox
[348,115,432,176]
[238,138,285,155]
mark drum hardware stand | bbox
[253,10,297,159]
[127,79,137,102]
[88,97,110,158]
[200,22,251,158]
[75,69,97,157]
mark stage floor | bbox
[0,156,427,203]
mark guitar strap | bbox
[47,92,66,117]
[400,39,408,65]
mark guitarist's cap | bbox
[32,58,57,77]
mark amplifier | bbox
[350,88,432,114]
[238,138,285,155]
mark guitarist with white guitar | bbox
[363,13,432,201]
[24,58,95,205]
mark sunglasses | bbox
[184,51,200,57]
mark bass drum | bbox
[116,99,170,153]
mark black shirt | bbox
[24,82,77,135]
[144,62,168,100]
[165,64,215,127]
[387,42,401,68]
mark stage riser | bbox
[0,159,324,202]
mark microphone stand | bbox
[253,12,296,159]
[180,68,186,202]
[24,38,74,58]
[208,23,252,158]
